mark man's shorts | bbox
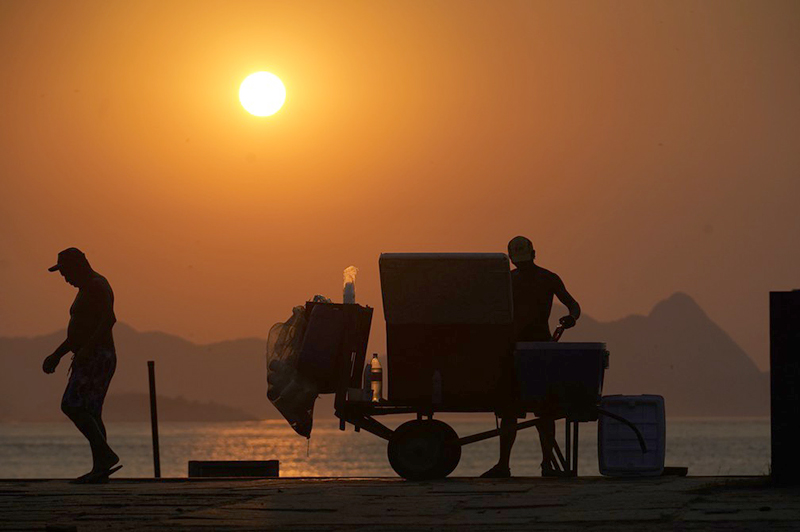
[62,346,116,418]
[494,329,554,419]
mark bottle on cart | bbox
[362,359,372,401]
[370,353,383,402]
[432,369,442,405]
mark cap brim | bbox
[48,264,60,272]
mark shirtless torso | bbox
[67,274,116,356]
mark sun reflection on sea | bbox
[0,417,770,479]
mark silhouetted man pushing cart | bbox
[42,248,121,483]
[482,236,581,478]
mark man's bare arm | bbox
[554,276,581,327]
[43,338,73,374]
[52,339,73,358]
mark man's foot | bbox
[71,470,95,483]
[480,464,511,478]
[541,465,571,478]
[71,464,122,484]
[96,450,120,472]
[69,448,121,484]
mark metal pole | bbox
[457,417,544,446]
[148,360,161,478]
[572,422,579,477]
[565,418,571,472]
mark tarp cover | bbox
[266,306,317,438]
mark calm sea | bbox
[0,417,769,479]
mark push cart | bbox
[303,253,645,480]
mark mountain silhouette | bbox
[0,293,767,422]
[103,393,258,422]
[555,292,769,416]
[0,324,273,422]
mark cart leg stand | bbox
[571,421,579,476]
[563,419,580,476]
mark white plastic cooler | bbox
[598,394,666,477]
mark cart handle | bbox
[597,408,648,453]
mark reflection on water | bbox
[0,416,769,479]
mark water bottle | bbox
[370,354,383,402]
[432,369,442,405]
[362,360,372,401]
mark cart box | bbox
[380,253,513,408]
[298,302,372,394]
[598,394,665,477]
[514,342,607,420]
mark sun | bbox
[239,72,286,117]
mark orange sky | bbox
[1,0,798,371]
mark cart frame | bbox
[304,301,644,479]
[331,346,645,479]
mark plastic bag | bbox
[343,266,358,304]
[266,305,318,438]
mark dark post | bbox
[572,422,579,477]
[770,291,800,486]
[148,360,161,479]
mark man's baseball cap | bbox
[48,247,87,272]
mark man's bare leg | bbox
[481,417,516,478]
[537,419,557,472]
[96,416,107,441]
[498,417,517,468]
[62,405,118,475]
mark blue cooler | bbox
[514,342,608,421]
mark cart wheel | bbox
[387,419,461,480]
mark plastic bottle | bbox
[370,354,383,402]
[432,369,442,405]
[362,361,372,401]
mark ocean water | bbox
[0,416,769,479]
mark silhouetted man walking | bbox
[482,236,581,478]
[43,248,121,483]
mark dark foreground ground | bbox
[1,476,798,531]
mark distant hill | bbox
[6,392,259,423]
[102,393,258,422]
[553,292,769,416]
[0,293,768,421]
[0,324,274,422]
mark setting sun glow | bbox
[239,72,286,116]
